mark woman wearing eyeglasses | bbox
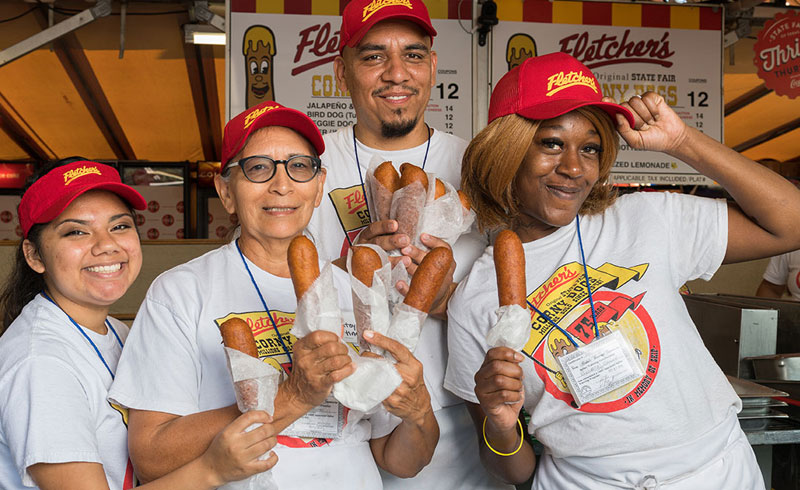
[0,159,278,490]
[108,102,437,488]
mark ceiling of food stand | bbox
[0,0,799,166]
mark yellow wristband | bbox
[482,416,524,457]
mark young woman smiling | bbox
[0,160,278,490]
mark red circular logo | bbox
[0,211,12,223]
[135,213,146,226]
[147,228,160,239]
[176,201,184,213]
[754,11,800,99]
[15,225,22,237]
[216,225,229,238]
[162,214,174,227]
[176,228,185,239]
[147,200,160,213]
[230,214,239,225]
[208,214,214,224]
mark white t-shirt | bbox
[762,249,800,300]
[108,241,396,489]
[447,192,743,463]
[0,295,132,490]
[310,127,509,490]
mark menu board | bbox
[228,4,473,140]
[493,0,723,185]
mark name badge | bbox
[280,395,344,439]
[556,329,644,407]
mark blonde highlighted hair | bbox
[461,106,619,232]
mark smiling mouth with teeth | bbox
[86,263,122,273]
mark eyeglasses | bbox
[225,155,321,183]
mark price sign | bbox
[229,6,472,141]
[492,1,723,185]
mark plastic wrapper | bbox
[332,354,402,413]
[291,259,402,413]
[364,154,396,223]
[365,159,474,252]
[347,244,392,355]
[292,262,343,338]
[390,181,428,245]
[415,180,476,249]
[386,301,428,354]
[220,347,281,490]
[486,304,532,351]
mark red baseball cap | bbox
[339,0,437,53]
[18,161,146,238]
[221,101,325,171]
[488,52,635,127]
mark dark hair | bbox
[0,158,126,333]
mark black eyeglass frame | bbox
[224,155,322,183]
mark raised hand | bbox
[611,91,691,155]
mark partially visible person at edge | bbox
[306,0,507,488]
[108,102,437,488]
[756,249,800,300]
[445,52,798,488]
[0,159,277,490]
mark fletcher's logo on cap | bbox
[63,165,101,185]
[362,0,413,22]
[244,104,279,129]
[546,71,598,97]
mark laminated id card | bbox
[556,329,644,407]
[281,395,344,439]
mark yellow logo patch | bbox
[546,71,598,97]
[362,0,413,23]
[63,165,101,185]
[244,104,279,129]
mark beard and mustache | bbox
[373,85,421,139]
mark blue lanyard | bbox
[524,215,600,350]
[235,239,292,368]
[350,125,431,246]
[41,291,122,379]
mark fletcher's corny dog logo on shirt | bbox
[362,0,413,22]
[63,165,101,185]
[546,71,599,96]
[520,261,661,413]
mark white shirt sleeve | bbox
[109,294,202,416]
[1,357,101,486]
[762,253,789,286]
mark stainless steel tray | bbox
[737,408,789,420]
[744,353,800,381]
[726,375,790,398]
[750,379,800,400]
[739,401,788,416]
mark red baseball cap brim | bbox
[19,161,146,238]
[222,103,325,171]
[516,99,636,128]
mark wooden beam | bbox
[0,94,52,162]
[36,9,136,160]
[182,41,221,162]
[733,117,800,153]
[200,45,222,162]
[724,83,772,117]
